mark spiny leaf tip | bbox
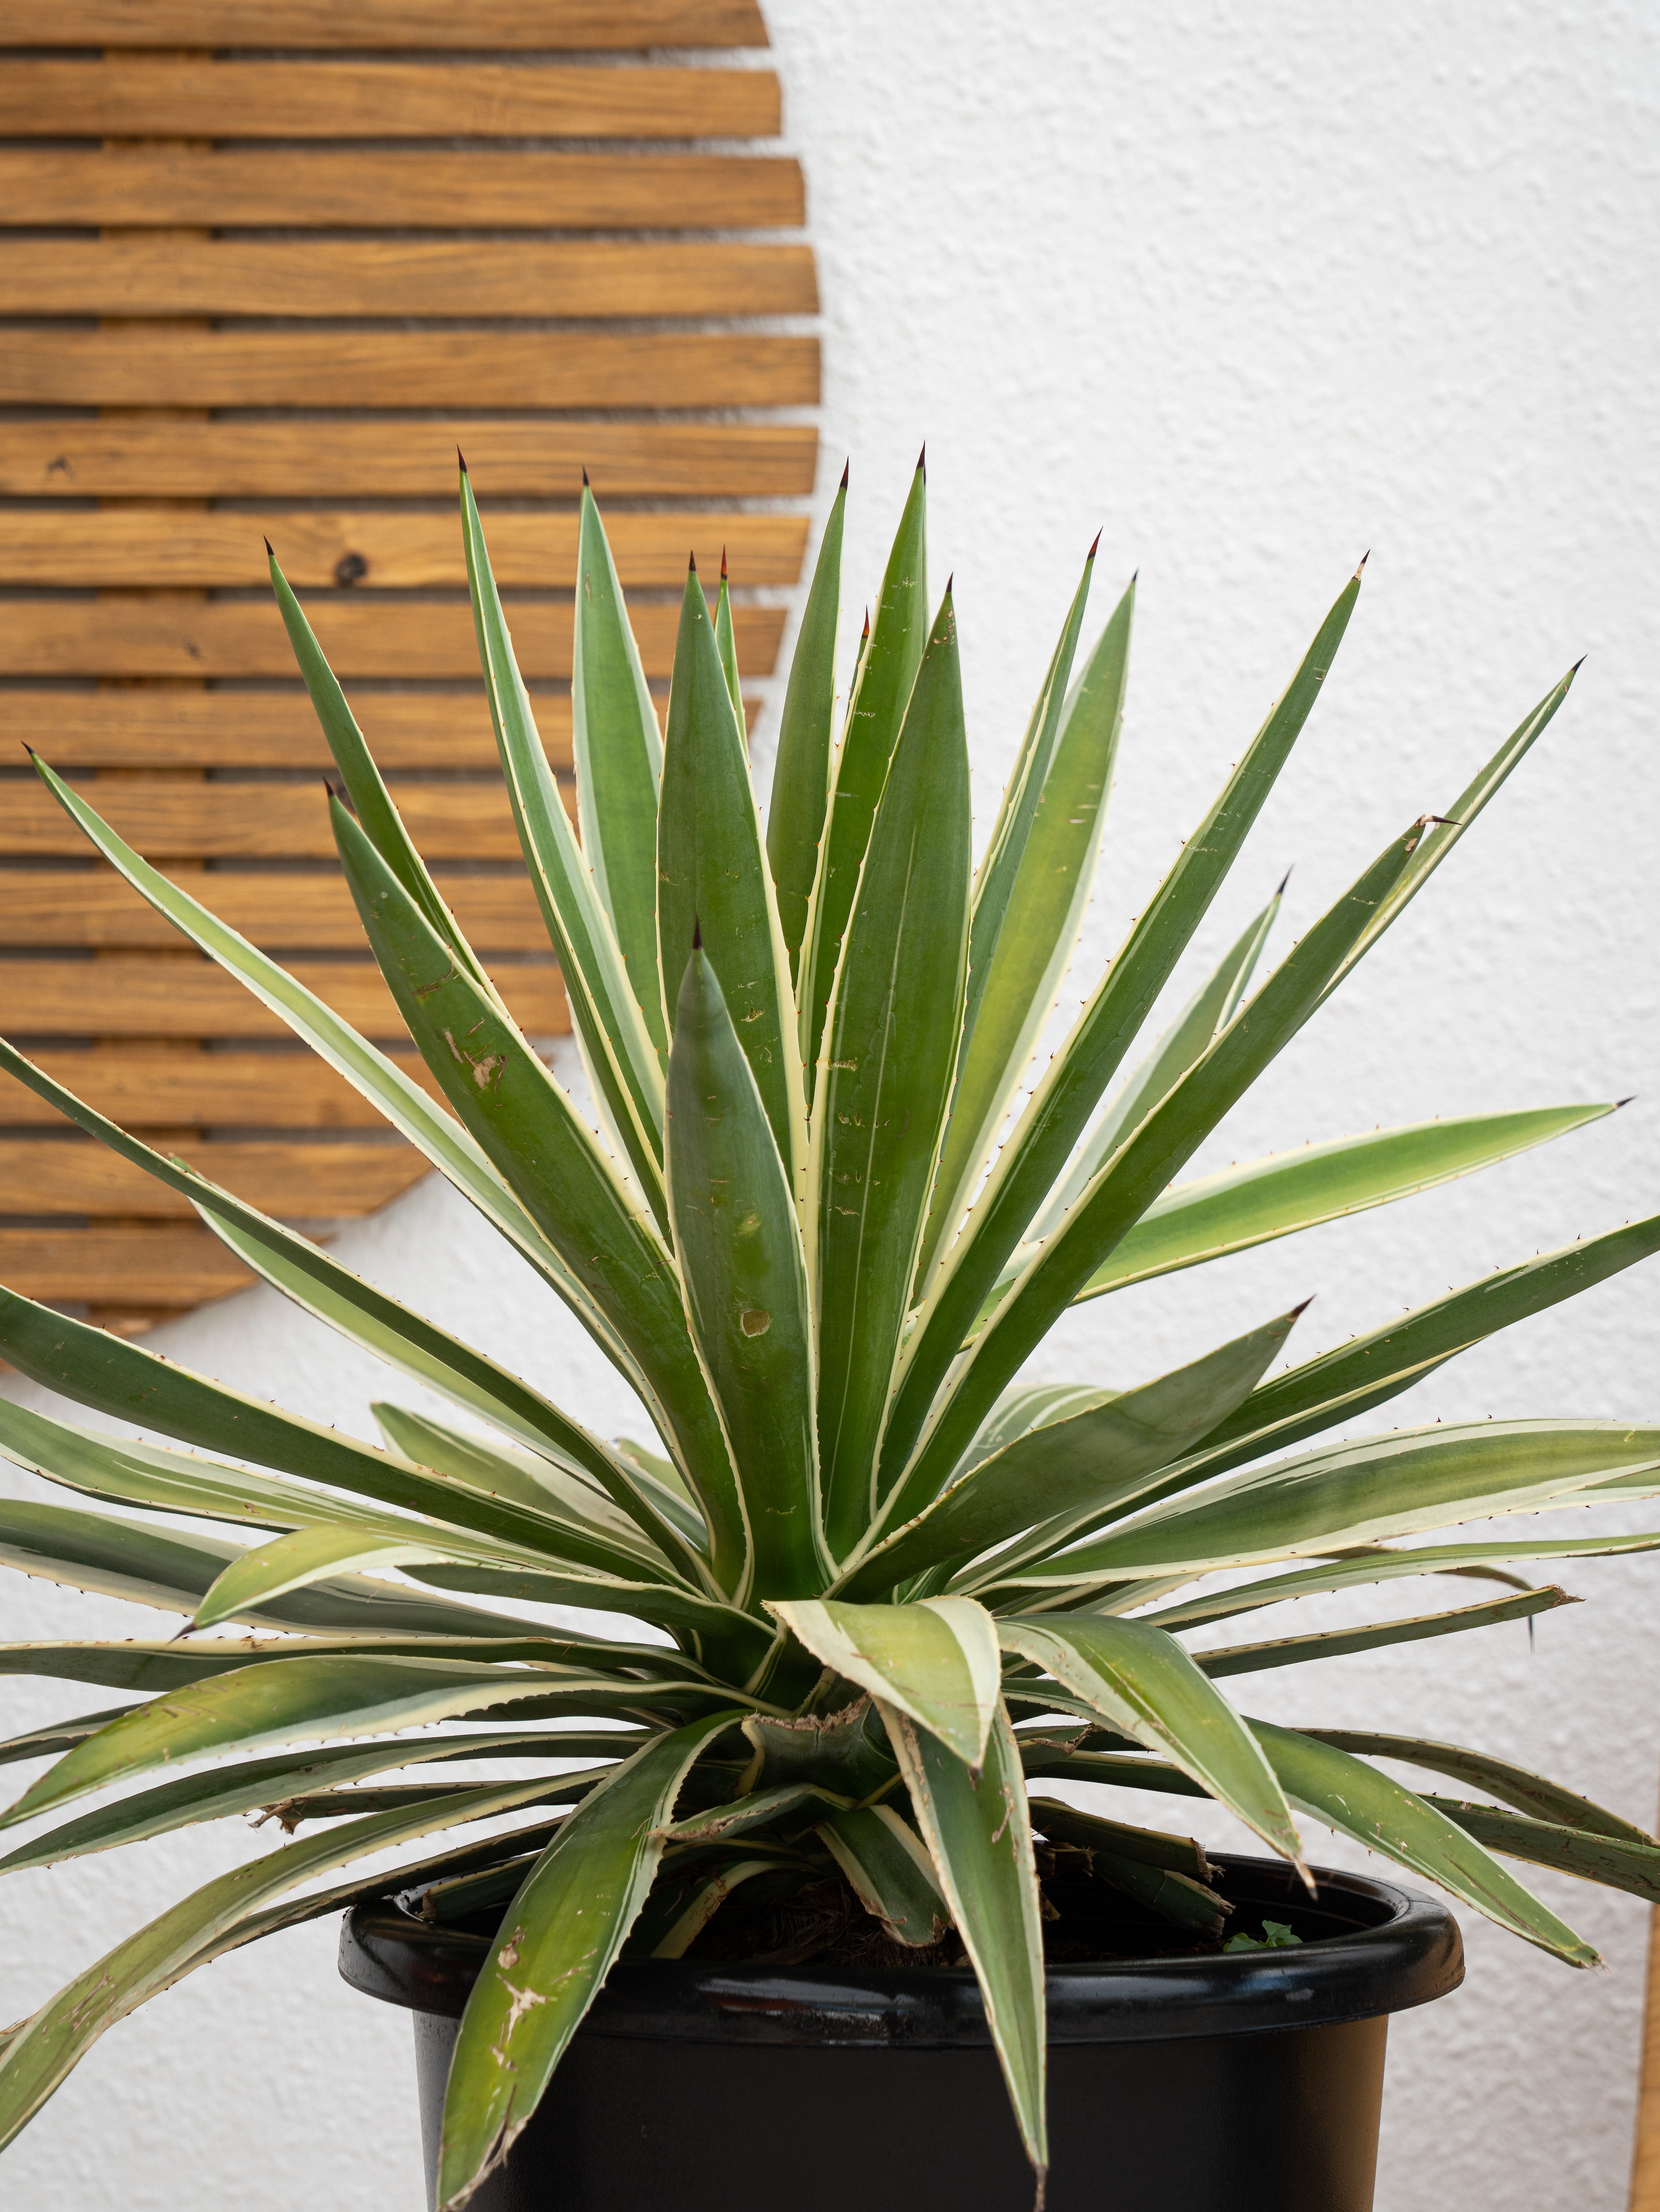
[839,457,850,490]
[916,441,927,478]
[457,447,468,475]
[720,546,728,581]
[688,550,697,575]
[691,914,703,951]
[1276,867,1293,896]
[1087,529,1101,560]
[1354,549,1370,578]
[581,465,590,487]
[263,535,274,557]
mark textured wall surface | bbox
[1,4,1657,2207]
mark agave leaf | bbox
[268,552,492,993]
[847,1307,1302,1599]
[959,1385,1120,1480]
[1250,1720,1597,1964]
[331,796,746,1592]
[1195,1584,1573,1678]
[1036,1812,1229,1935]
[399,1561,778,1669]
[186,1523,527,1635]
[886,817,1421,1529]
[0,1655,730,1834]
[460,468,666,1205]
[667,945,825,1602]
[923,569,1130,1285]
[770,1598,1002,1769]
[1422,1802,1660,1901]
[1026,1797,1211,1881]
[882,1700,1047,2182]
[712,554,744,721]
[767,471,848,983]
[436,1712,738,2209]
[0,1776,569,2155]
[645,1858,785,1958]
[812,589,973,1557]
[657,564,805,1188]
[1064,1105,1617,1307]
[0,1706,142,1770]
[817,1803,950,1945]
[737,1697,897,1800]
[998,1616,1303,1865]
[663,1780,852,1844]
[800,459,930,1088]
[1299,1729,1654,1844]
[0,1733,625,1878]
[880,571,1362,1487]
[571,480,669,1057]
[1030,1420,1660,1586]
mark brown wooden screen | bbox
[0,0,818,1335]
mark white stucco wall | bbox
[1,4,1657,2206]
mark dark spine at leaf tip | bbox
[1289,1296,1316,1318]
[840,457,850,489]
[1087,528,1101,560]
[1570,654,1587,675]
[263,536,274,557]
[720,546,729,581]
[1355,549,1370,577]
[860,607,871,638]
[688,550,698,574]
[457,447,468,475]
[944,571,954,596]
[692,915,703,951]
[1276,867,1293,895]
[917,441,927,477]
[1616,1095,1637,1109]
[582,465,590,487]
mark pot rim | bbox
[340,1851,1463,2047]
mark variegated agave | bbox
[0,459,1657,2209]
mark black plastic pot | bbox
[341,1852,1461,2212]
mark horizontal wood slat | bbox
[0,1048,437,1127]
[0,1138,430,1219]
[11,1,771,48]
[0,61,781,139]
[0,871,548,950]
[0,692,573,770]
[0,599,785,679]
[0,510,808,590]
[1,239,818,320]
[0,783,532,859]
[0,330,819,410]
[0,1226,256,1307]
[0,421,816,501]
[0,958,567,1038]
[0,151,803,231]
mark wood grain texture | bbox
[0,1138,430,1219]
[0,871,549,950]
[0,420,816,501]
[0,957,566,1037]
[0,509,809,590]
[0,329,819,409]
[1632,1879,1660,2210]
[0,598,785,678]
[7,1,770,49]
[0,781,531,858]
[0,60,781,139]
[0,149,803,230]
[0,1048,438,1127]
[0,691,576,770]
[0,238,818,320]
[0,1225,256,1306]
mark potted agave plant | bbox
[0,458,1657,2212]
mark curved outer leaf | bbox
[436,1712,739,2208]
[1250,1720,1597,1964]
[843,1307,1302,1599]
[812,590,972,1556]
[997,1616,1303,1866]
[801,459,929,1089]
[571,480,668,1056]
[924,569,1130,1286]
[22,755,626,1333]
[657,564,806,1189]
[1420,1801,1660,1902]
[882,1700,1047,2183]
[1026,1798,1211,1881]
[460,468,666,1210]
[767,470,847,983]
[187,1523,518,1634]
[1068,1105,1616,1306]
[883,817,1423,1537]
[0,1653,685,1834]
[645,1858,784,1959]
[331,796,745,1595]
[0,1706,142,1770]
[667,946,826,1603]
[398,1560,780,1666]
[1195,1584,1572,1678]
[1034,1420,1660,1585]
[662,1780,851,1844]
[770,1598,1002,1769]
[960,1384,1119,1480]
[879,571,1362,1489]
[817,1803,950,1945]
[1300,1729,1654,1844]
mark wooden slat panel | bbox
[0,421,816,501]
[0,783,529,859]
[0,1048,437,1126]
[0,330,818,410]
[0,1138,429,1219]
[0,872,548,950]
[0,511,809,591]
[1,239,818,320]
[0,61,781,139]
[9,1,770,47]
[0,1225,254,1306]
[0,958,566,1037]
[0,150,802,231]
[1,692,575,770]
[0,599,785,678]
